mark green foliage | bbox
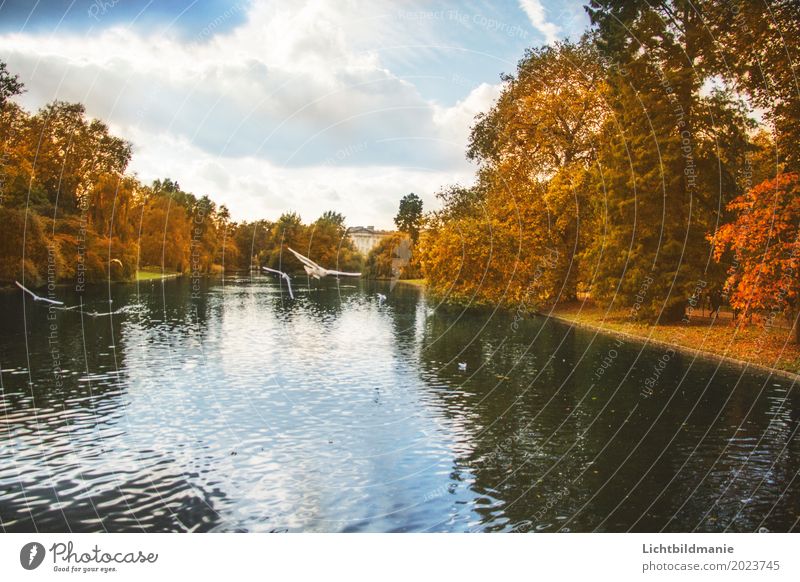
[394,193,424,243]
[0,61,24,108]
[704,0,800,172]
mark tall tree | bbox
[394,193,424,242]
[468,37,606,177]
[585,0,752,320]
[307,211,360,270]
[472,37,608,302]
[29,102,132,212]
[705,0,800,173]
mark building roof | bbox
[348,226,394,235]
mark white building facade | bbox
[348,226,392,256]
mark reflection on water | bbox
[0,277,797,532]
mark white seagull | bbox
[287,247,361,280]
[262,266,295,299]
[377,293,387,305]
[15,281,64,306]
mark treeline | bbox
[0,67,360,286]
[419,0,800,340]
[230,211,361,274]
[0,95,238,285]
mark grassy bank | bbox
[550,302,800,379]
[397,278,426,287]
[136,269,181,281]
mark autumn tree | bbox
[28,102,131,213]
[710,173,800,342]
[0,60,355,286]
[468,37,606,176]
[365,233,421,281]
[585,0,753,320]
[705,0,800,173]
[422,38,606,307]
[232,220,272,269]
[214,205,239,270]
[136,192,191,273]
[0,207,51,285]
[266,212,307,271]
[306,211,361,272]
[420,167,553,308]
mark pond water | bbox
[0,277,797,532]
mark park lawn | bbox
[136,268,180,281]
[398,279,426,287]
[550,302,800,377]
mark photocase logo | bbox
[20,542,46,570]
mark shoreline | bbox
[6,271,798,381]
[396,278,426,287]
[136,270,183,281]
[547,307,800,383]
[409,279,800,382]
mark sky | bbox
[0,0,588,228]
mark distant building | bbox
[348,226,392,256]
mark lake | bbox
[0,277,797,532]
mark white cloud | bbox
[0,1,509,226]
[519,0,561,44]
[126,129,474,230]
[433,82,504,144]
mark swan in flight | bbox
[262,266,295,299]
[15,281,64,306]
[286,247,361,280]
[15,281,137,316]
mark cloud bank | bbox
[0,1,584,227]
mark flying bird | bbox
[458,362,467,371]
[286,247,361,280]
[15,281,64,306]
[262,266,295,299]
[377,293,387,304]
[110,258,123,268]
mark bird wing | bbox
[40,296,66,306]
[15,281,36,299]
[286,247,322,271]
[263,267,295,299]
[326,270,362,277]
[15,281,65,305]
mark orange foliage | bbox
[710,174,800,323]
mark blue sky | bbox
[0,0,589,227]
